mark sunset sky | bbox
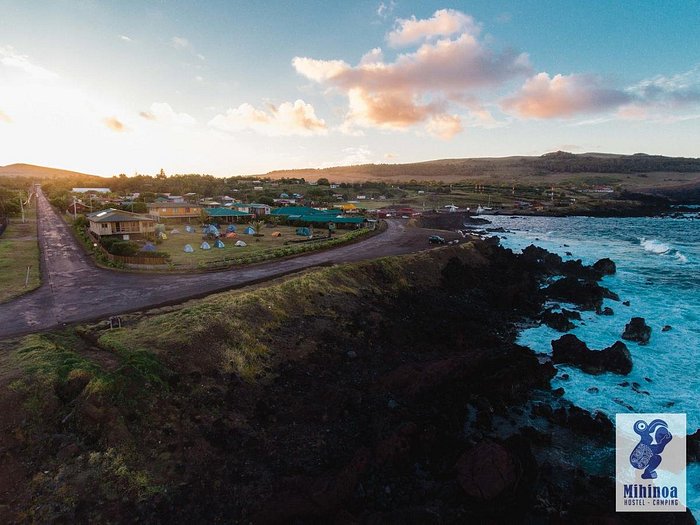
[1,1,699,177]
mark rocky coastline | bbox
[0,238,696,523]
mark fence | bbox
[86,230,168,266]
[0,217,7,237]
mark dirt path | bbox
[0,188,458,340]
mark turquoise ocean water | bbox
[483,213,700,515]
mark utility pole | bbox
[19,190,25,223]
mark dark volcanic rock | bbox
[688,429,700,463]
[456,442,520,501]
[622,317,652,344]
[544,277,619,311]
[592,258,616,276]
[662,325,672,332]
[540,309,576,332]
[601,306,614,316]
[551,335,632,375]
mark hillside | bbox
[0,163,104,182]
[262,152,700,191]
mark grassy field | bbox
[157,223,330,266]
[0,202,41,303]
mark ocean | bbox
[482,212,700,516]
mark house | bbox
[87,209,155,239]
[203,207,253,223]
[231,203,271,216]
[147,202,202,222]
[72,187,111,194]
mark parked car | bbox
[428,235,446,244]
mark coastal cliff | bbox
[0,241,694,523]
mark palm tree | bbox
[251,219,265,235]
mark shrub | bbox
[107,241,140,257]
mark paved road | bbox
[0,188,442,339]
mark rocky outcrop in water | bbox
[543,277,619,311]
[592,258,616,276]
[622,317,652,344]
[551,335,633,375]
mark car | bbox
[428,235,446,244]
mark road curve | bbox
[0,188,438,339]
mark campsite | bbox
[156,223,322,266]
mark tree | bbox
[251,219,265,235]
[316,177,330,186]
[257,196,275,206]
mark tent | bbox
[185,225,195,233]
[243,226,256,235]
[226,225,237,232]
[200,241,211,250]
[142,243,156,252]
[202,224,220,236]
[235,240,247,247]
[170,228,180,234]
[296,227,311,236]
[214,239,225,248]
[225,232,237,239]
[183,244,194,253]
[271,231,282,237]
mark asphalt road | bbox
[0,188,447,339]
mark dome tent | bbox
[235,240,247,247]
[214,239,225,248]
[243,226,255,235]
[200,241,211,250]
[226,225,237,232]
[183,244,194,253]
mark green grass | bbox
[157,223,371,268]
[0,201,41,302]
[158,224,300,265]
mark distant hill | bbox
[262,152,700,191]
[0,163,104,181]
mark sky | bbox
[0,0,699,177]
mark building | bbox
[147,202,203,222]
[231,203,271,216]
[87,209,155,239]
[203,207,253,223]
[72,187,111,193]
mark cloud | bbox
[292,57,349,82]
[0,46,58,80]
[119,35,132,42]
[387,9,480,48]
[103,116,128,132]
[171,36,190,50]
[384,152,398,160]
[0,109,11,123]
[208,99,327,136]
[139,102,196,125]
[627,66,700,108]
[294,10,529,138]
[376,1,396,19]
[425,114,463,139]
[501,72,630,118]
